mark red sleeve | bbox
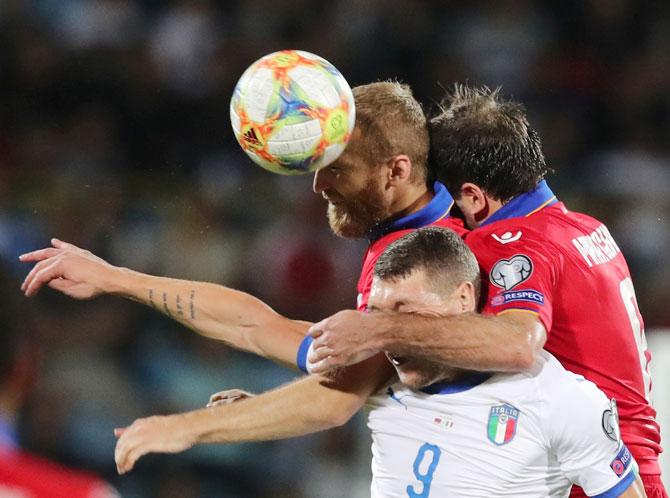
[468,230,558,334]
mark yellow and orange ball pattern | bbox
[230,50,355,175]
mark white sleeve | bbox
[543,374,638,497]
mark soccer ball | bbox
[230,50,356,175]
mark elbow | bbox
[322,402,359,429]
[507,320,547,371]
[307,398,361,430]
[328,409,355,428]
[513,347,538,371]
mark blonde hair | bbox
[352,81,429,185]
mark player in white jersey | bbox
[114,227,646,498]
[363,227,644,498]
[367,352,633,498]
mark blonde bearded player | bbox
[19,82,464,371]
[113,227,646,498]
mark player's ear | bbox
[459,183,489,221]
[386,154,412,186]
[454,281,477,312]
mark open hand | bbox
[114,415,194,474]
[20,238,119,299]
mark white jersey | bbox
[365,350,637,498]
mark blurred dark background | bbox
[1,0,669,496]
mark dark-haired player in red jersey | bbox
[307,85,666,498]
[0,265,120,498]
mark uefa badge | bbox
[487,404,520,446]
[602,398,621,443]
[489,254,533,290]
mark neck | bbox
[420,368,492,395]
[392,184,433,220]
[437,367,471,384]
[476,180,558,228]
[474,196,504,227]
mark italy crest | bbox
[487,404,520,446]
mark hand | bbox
[307,310,387,373]
[114,415,194,474]
[20,238,120,299]
[206,389,254,408]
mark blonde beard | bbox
[325,179,390,239]
[327,202,370,238]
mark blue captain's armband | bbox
[296,335,314,373]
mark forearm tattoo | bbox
[176,294,184,317]
[190,289,196,320]
[162,292,172,318]
[148,288,196,320]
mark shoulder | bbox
[369,229,414,253]
[434,217,469,237]
[369,217,467,254]
[466,219,546,248]
[535,351,609,412]
[465,223,557,276]
[363,229,413,267]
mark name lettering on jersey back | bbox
[571,225,621,268]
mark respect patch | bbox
[610,444,633,477]
[490,289,545,307]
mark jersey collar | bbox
[367,181,454,241]
[420,371,492,395]
[479,180,558,227]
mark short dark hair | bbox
[352,81,429,185]
[429,84,552,202]
[373,227,480,299]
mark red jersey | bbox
[466,180,661,475]
[0,446,120,498]
[357,182,468,310]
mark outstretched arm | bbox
[20,239,310,367]
[307,309,546,373]
[114,354,394,473]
